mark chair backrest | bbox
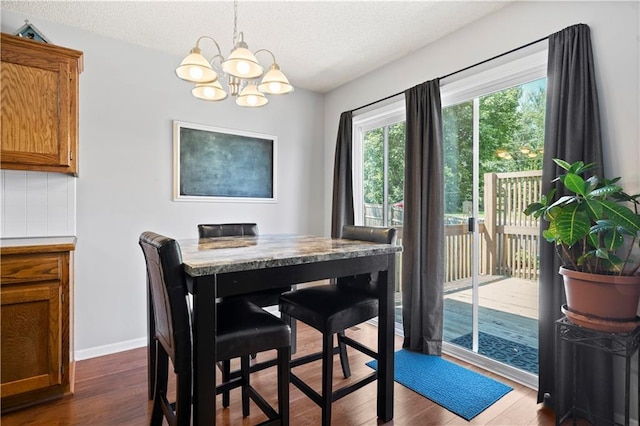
[198,223,258,238]
[339,225,397,294]
[342,225,397,245]
[139,231,191,374]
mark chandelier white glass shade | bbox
[175,46,219,83]
[192,80,228,101]
[175,3,293,107]
[236,83,268,107]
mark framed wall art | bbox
[173,121,277,202]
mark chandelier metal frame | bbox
[175,0,293,107]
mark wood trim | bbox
[0,33,83,68]
[1,241,76,256]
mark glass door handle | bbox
[468,217,475,232]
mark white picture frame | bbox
[173,121,277,203]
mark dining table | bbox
[177,233,401,425]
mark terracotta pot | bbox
[559,266,640,321]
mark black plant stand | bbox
[555,316,640,426]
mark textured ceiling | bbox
[1,1,512,93]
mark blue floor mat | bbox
[367,349,512,420]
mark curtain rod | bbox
[350,34,549,114]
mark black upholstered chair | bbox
[197,223,297,407]
[278,225,397,426]
[197,223,294,310]
[198,223,293,311]
[139,231,290,426]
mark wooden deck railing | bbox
[484,170,542,281]
[364,169,542,284]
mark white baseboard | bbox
[75,337,147,361]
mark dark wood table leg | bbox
[193,275,217,426]
[377,255,395,421]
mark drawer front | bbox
[0,254,62,284]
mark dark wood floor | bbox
[1,322,557,425]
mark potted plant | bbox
[525,159,640,331]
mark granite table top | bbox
[179,234,402,276]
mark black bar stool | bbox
[139,231,291,425]
[197,223,298,408]
[278,225,397,426]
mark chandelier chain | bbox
[232,0,238,46]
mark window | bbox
[353,100,405,228]
[353,101,406,333]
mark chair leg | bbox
[281,312,296,354]
[337,330,351,378]
[321,333,334,426]
[278,346,291,426]
[175,372,192,426]
[290,317,297,354]
[147,341,156,400]
[147,287,156,400]
[151,345,169,426]
[221,360,231,407]
[241,355,251,417]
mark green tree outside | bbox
[361,77,546,221]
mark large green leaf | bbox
[555,205,591,246]
[524,202,544,216]
[600,200,640,233]
[548,195,576,210]
[543,221,559,243]
[553,158,572,172]
[603,229,624,251]
[563,173,587,196]
[583,199,603,221]
[589,184,622,199]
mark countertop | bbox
[0,236,77,254]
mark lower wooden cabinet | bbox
[1,238,76,413]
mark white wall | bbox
[1,10,325,357]
[323,0,640,235]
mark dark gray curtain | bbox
[401,80,444,354]
[331,111,354,238]
[539,24,611,424]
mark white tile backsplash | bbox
[1,170,76,238]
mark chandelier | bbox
[175,0,293,107]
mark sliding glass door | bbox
[442,78,545,386]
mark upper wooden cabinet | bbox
[1,33,83,176]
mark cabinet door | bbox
[0,282,62,398]
[0,34,82,175]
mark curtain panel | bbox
[401,80,445,354]
[538,23,611,423]
[331,111,354,238]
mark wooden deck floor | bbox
[445,277,539,320]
